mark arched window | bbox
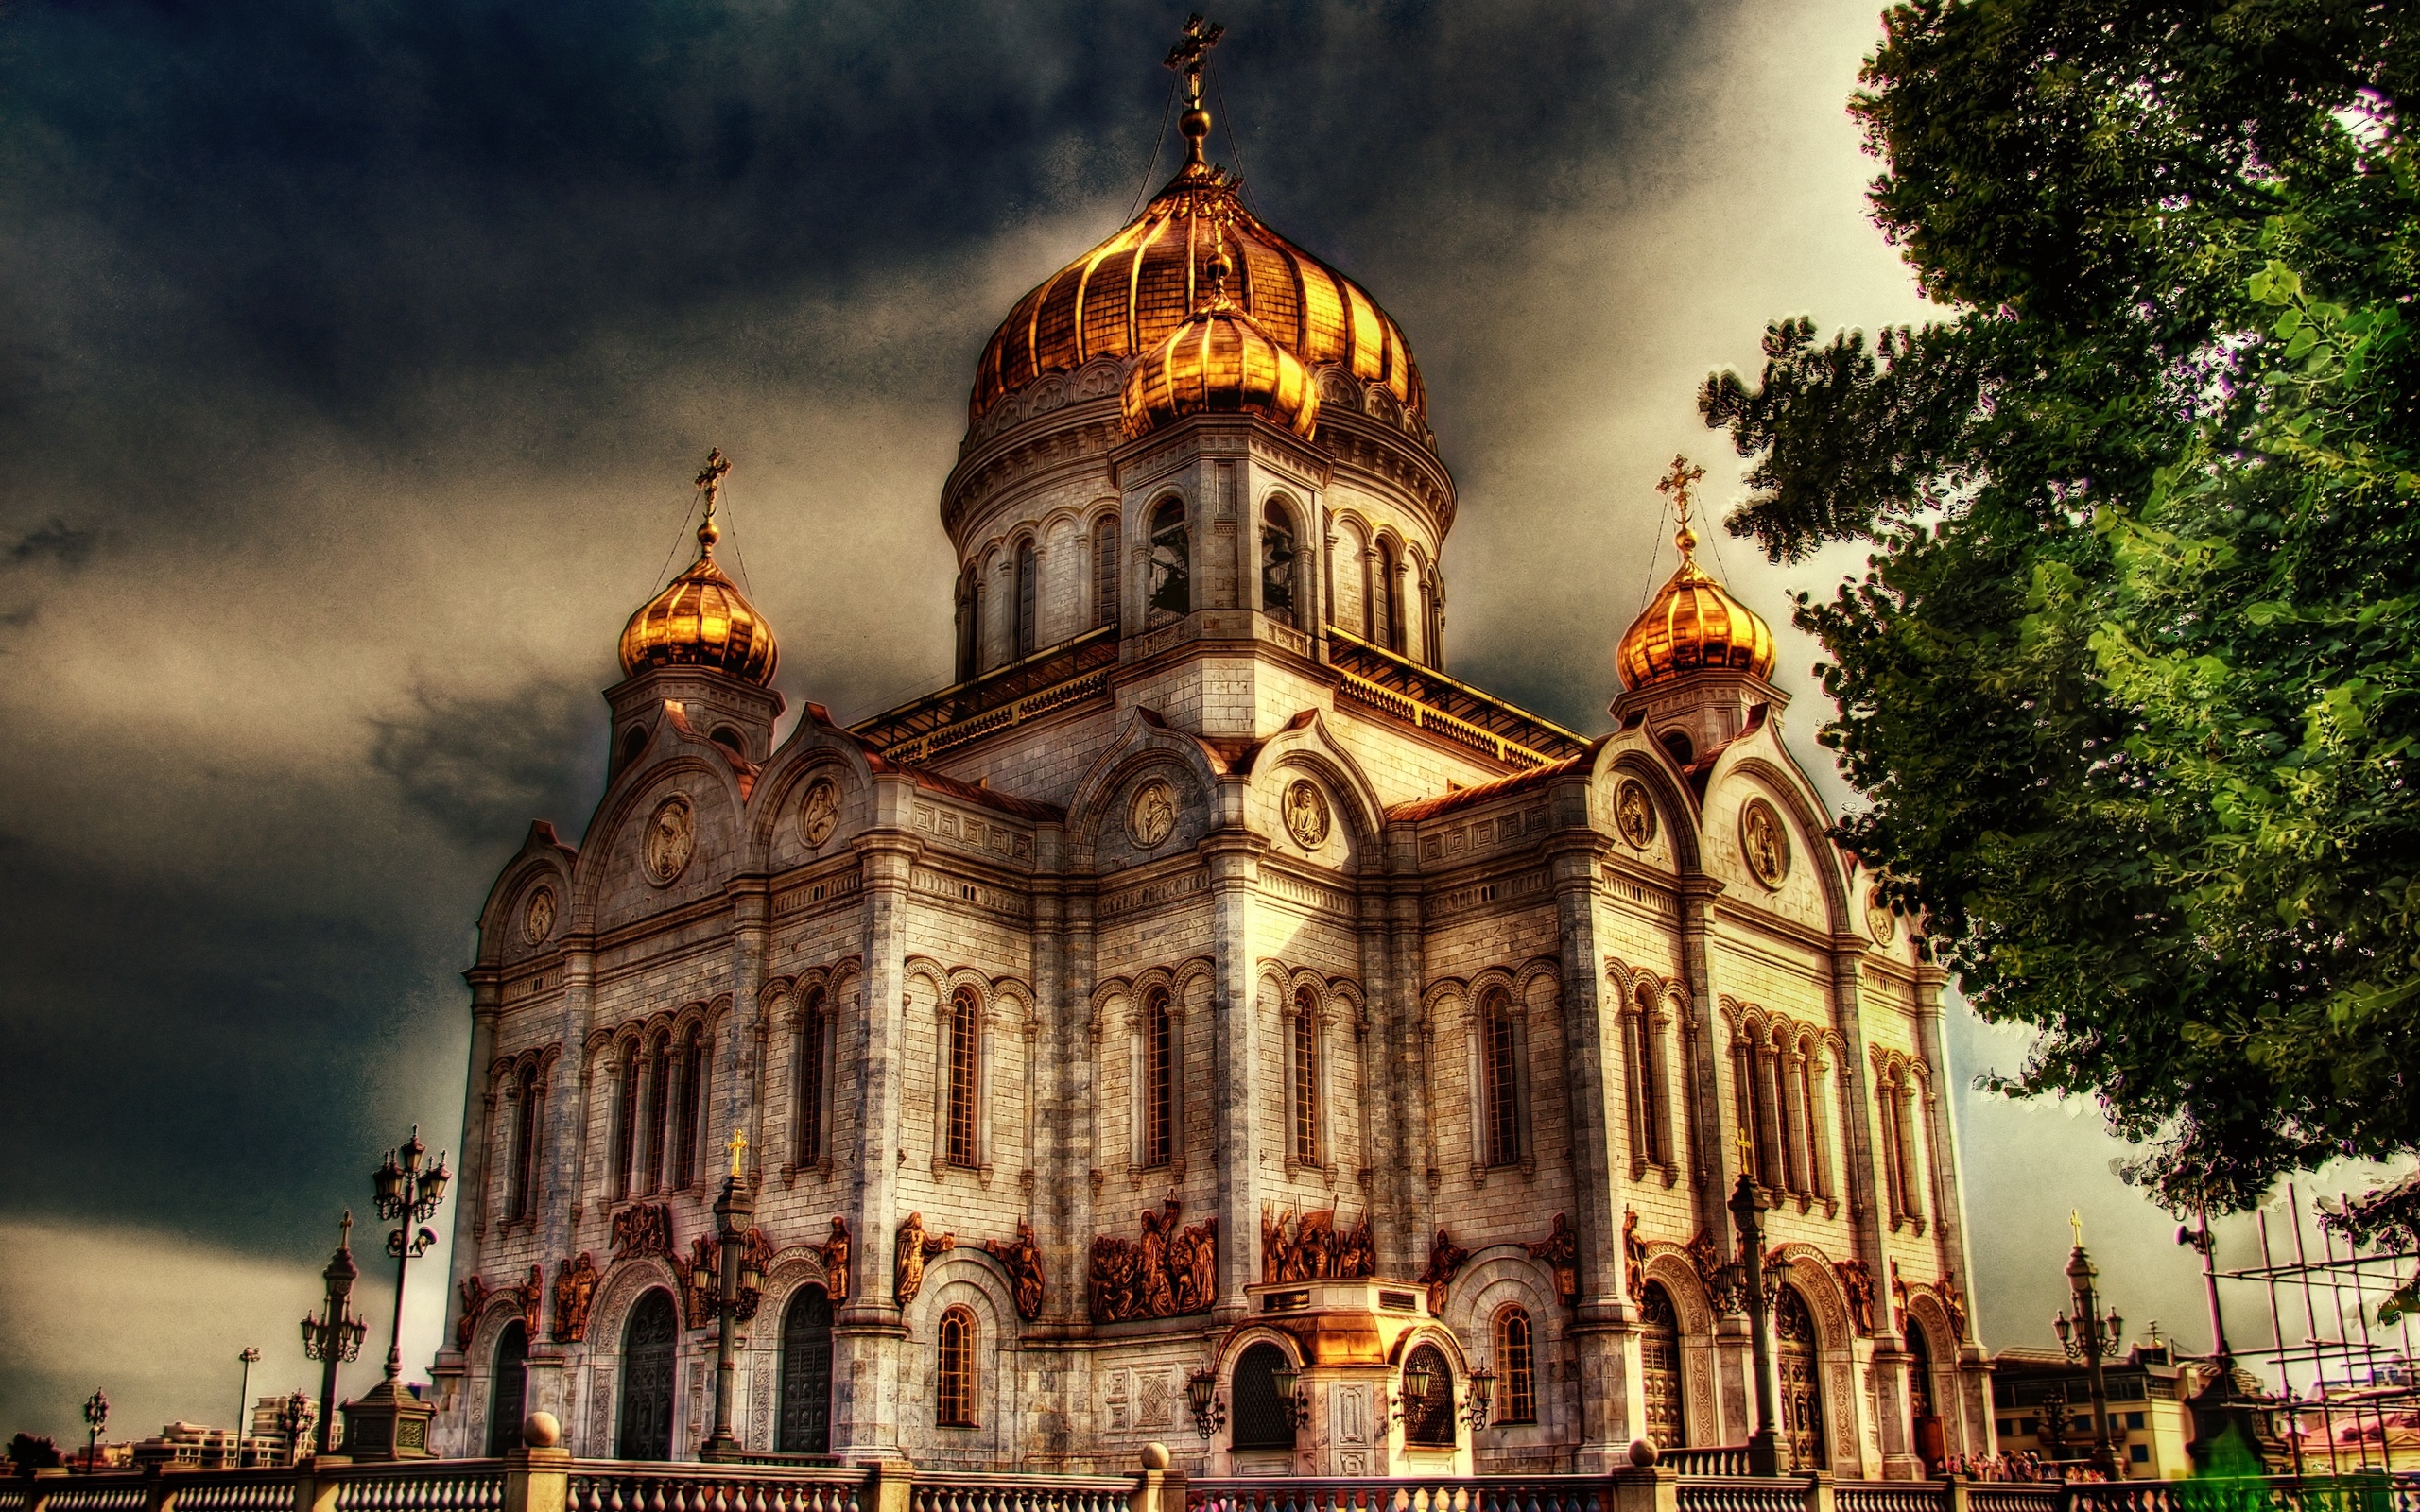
[1735,1024,1782,1193]
[778,1285,834,1453]
[1897,1071,1928,1225]
[643,1031,672,1194]
[484,1318,528,1457]
[936,1305,978,1427]
[945,988,980,1169]
[955,570,978,680]
[1775,1284,1827,1469]
[671,1022,707,1190]
[1093,514,1121,629]
[1493,1306,1537,1425]
[1421,567,1443,665]
[1402,1342,1456,1447]
[612,1041,640,1198]
[1262,501,1300,627]
[1013,538,1038,659]
[795,988,828,1168]
[1291,987,1320,1166]
[1660,729,1695,767]
[1231,1342,1296,1450]
[1142,988,1175,1169]
[1481,990,1522,1169]
[1374,538,1402,651]
[1794,1040,1834,1200]
[507,1061,542,1221]
[1907,1314,1942,1473]
[1625,982,1670,1172]
[1640,1282,1686,1449]
[1147,497,1190,621]
[616,1289,678,1460]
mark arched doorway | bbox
[1403,1342,1456,1449]
[616,1289,678,1460]
[778,1285,834,1453]
[484,1319,527,1457]
[1231,1342,1296,1452]
[1907,1318,1944,1474]
[1775,1283,1827,1470]
[1640,1281,1686,1450]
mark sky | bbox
[1,0,2391,1446]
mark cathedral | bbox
[427,51,1991,1481]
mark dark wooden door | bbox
[1640,1282,1686,1450]
[616,1290,678,1460]
[777,1286,834,1454]
[484,1321,528,1457]
[1775,1284,1827,1470]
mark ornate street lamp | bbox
[342,1128,449,1460]
[2053,1211,2123,1479]
[1731,1131,1786,1476]
[302,1211,369,1456]
[1184,1369,1227,1440]
[235,1347,261,1446]
[81,1389,107,1473]
[700,1129,761,1459]
[1463,1359,1498,1431]
[1385,1358,1432,1432]
[276,1391,311,1467]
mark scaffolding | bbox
[2212,1178,2419,1475]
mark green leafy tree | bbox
[1700,0,2415,1215]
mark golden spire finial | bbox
[693,448,730,558]
[2070,1208,2085,1248]
[1657,454,1707,559]
[1165,14,1224,169]
[1207,221,1235,309]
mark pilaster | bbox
[1201,829,1266,1323]
[1549,832,1631,1470]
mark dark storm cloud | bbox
[371,678,606,846]
[8,518,98,568]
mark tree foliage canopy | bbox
[1701,0,2415,1212]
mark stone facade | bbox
[427,168,1991,1481]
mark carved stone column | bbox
[1201,829,1266,1323]
[1547,832,1632,1470]
[726,873,771,1196]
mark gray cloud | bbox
[8,518,97,569]
[371,679,606,847]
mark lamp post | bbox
[2053,1211,2122,1479]
[1184,1369,1227,1440]
[235,1347,261,1444]
[81,1389,107,1473]
[1732,1144,1785,1475]
[700,1130,763,1459]
[276,1391,311,1467]
[341,1127,449,1460]
[301,1211,369,1457]
[1462,1359,1498,1432]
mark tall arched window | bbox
[945,988,980,1169]
[1403,1342,1456,1447]
[643,1031,673,1194]
[1481,990,1521,1169]
[1640,1282,1686,1449]
[612,1042,640,1198]
[1093,515,1121,629]
[1493,1306,1537,1424]
[1896,1071,1928,1225]
[507,1062,542,1221]
[1147,497,1189,621]
[671,1022,706,1190]
[936,1306,977,1427]
[778,1285,834,1453]
[1231,1342,1296,1450]
[955,570,978,680]
[1143,988,1175,1168]
[1291,987,1320,1165]
[795,988,828,1168]
[485,1318,528,1457]
[1625,982,1670,1172]
[1374,538,1402,651]
[1735,1024,1783,1192]
[1421,566,1443,665]
[1013,538,1038,659]
[1262,501,1300,627]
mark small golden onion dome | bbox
[1119,249,1320,439]
[1616,461,1776,690]
[617,452,779,686]
[971,130,1423,429]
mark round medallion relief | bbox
[1865,887,1897,944]
[1282,779,1330,850]
[799,778,839,848]
[1615,779,1658,849]
[1739,799,1790,889]
[643,795,696,885]
[1126,779,1178,850]
[523,885,556,945]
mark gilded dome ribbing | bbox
[1616,459,1776,690]
[970,157,1423,429]
[618,452,779,686]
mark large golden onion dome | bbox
[1616,458,1776,690]
[1120,247,1319,438]
[618,451,779,686]
[970,107,1423,429]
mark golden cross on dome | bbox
[1164,14,1225,94]
[2070,1208,2085,1248]
[694,448,730,556]
[728,1127,749,1179]
[1657,454,1707,558]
